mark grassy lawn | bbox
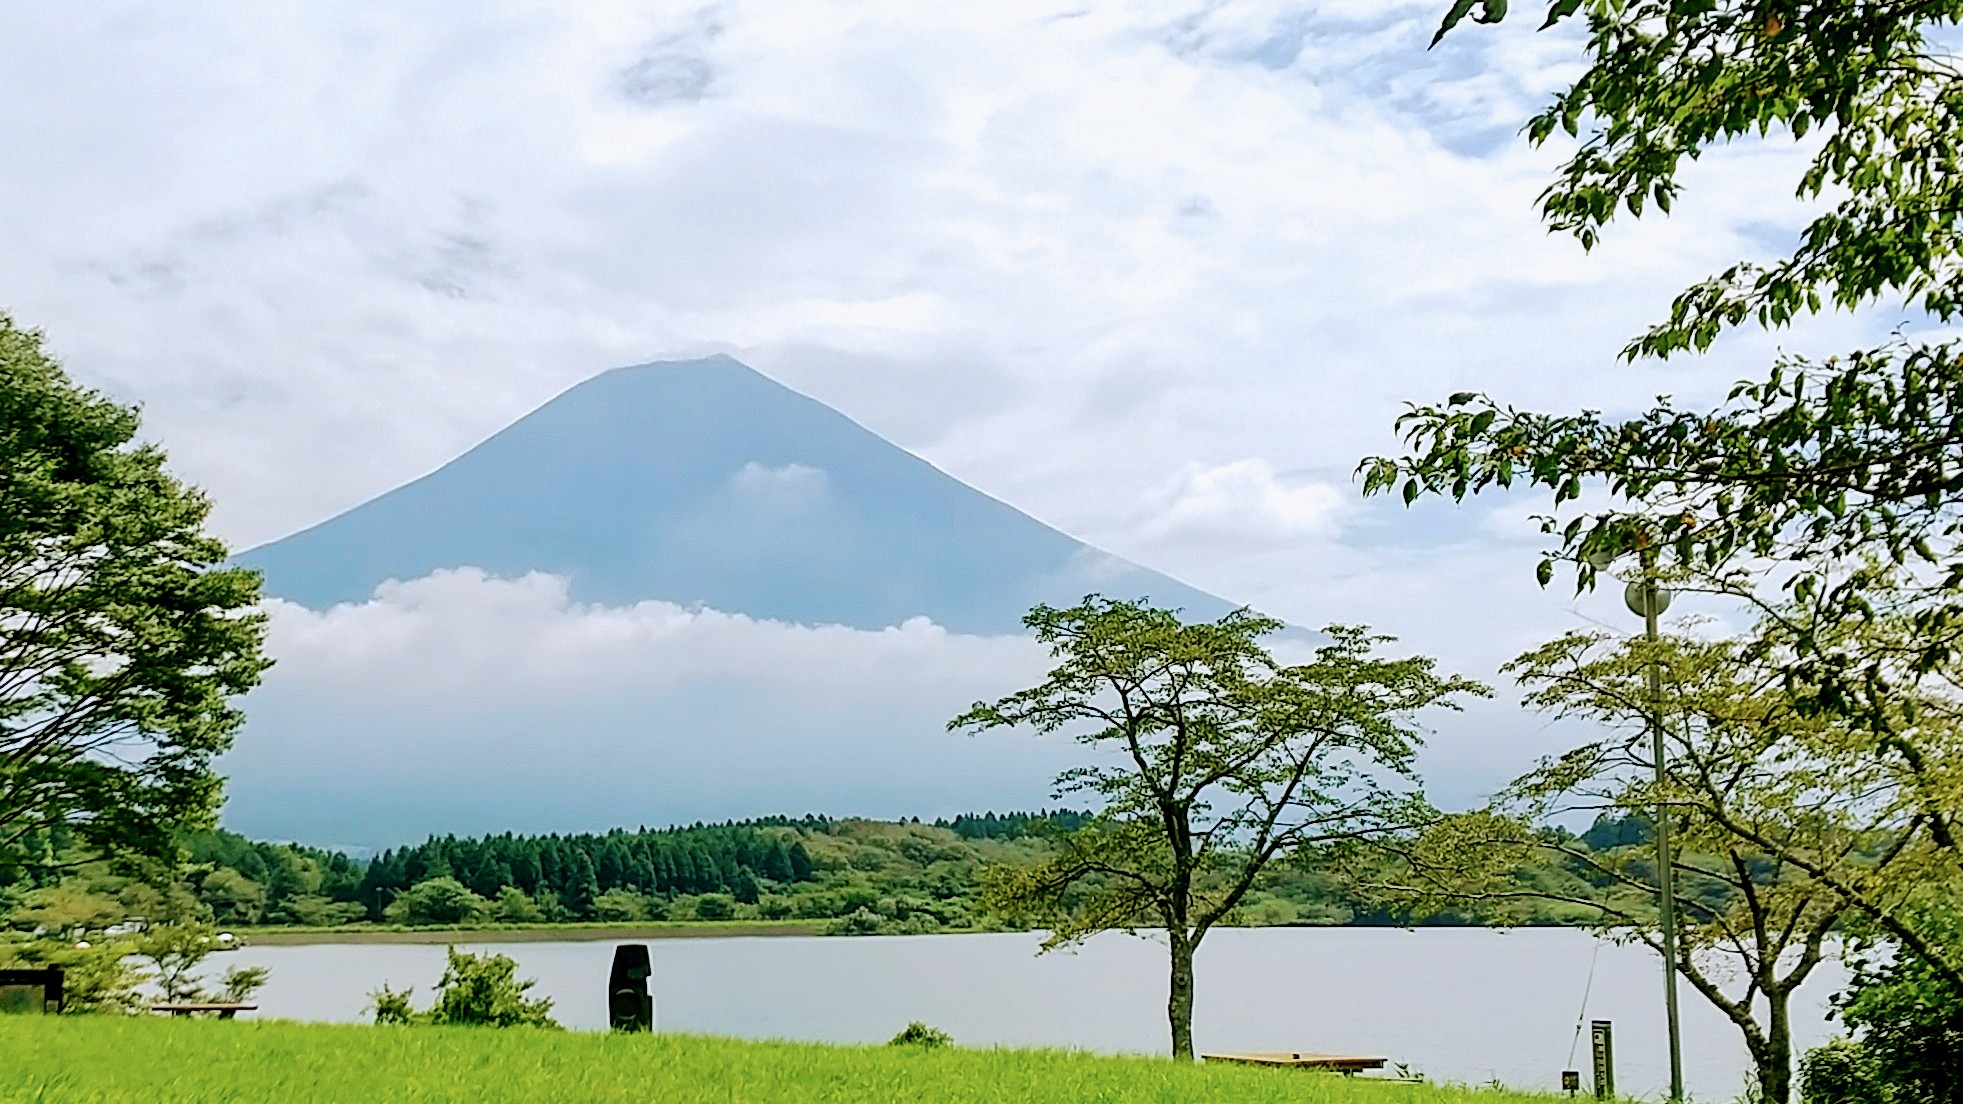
[236,919,829,945]
[0,1016,1565,1104]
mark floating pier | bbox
[1201,1052,1388,1074]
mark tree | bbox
[135,923,268,1006]
[383,877,491,926]
[952,598,1481,1059]
[1366,2,1963,1053]
[198,868,265,926]
[1367,0,1963,718]
[1833,906,1963,1104]
[0,314,269,870]
[730,865,761,905]
[1386,621,1936,1103]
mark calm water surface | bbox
[219,928,1843,1099]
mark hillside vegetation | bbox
[0,811,1650,940]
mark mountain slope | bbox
[240,355,1234,632]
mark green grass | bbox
[0,1016,1565,1104]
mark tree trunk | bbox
[1168,930,1197,1061]
[1760,989,1793,1104]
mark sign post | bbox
[1590,1020,1615,1101]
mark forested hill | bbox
[165,812,1098,933]
[0,810,1626,937]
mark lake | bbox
[219,928,1844,1099]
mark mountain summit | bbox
[242,355,1233,632]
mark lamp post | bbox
[1593,546,1686,1103]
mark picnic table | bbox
[150,1003,257,1019]
[1201,1052,1389,1074]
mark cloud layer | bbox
[1,2,1910,838]
[229,571,1067,845]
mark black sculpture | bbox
[608,944,653,1032]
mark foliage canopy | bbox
[954,598,1481,1059]
[0,314,267,870]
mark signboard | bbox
[1590,1020,1615,1101]
[0,969,64,1014]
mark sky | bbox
[0,1,1911,841]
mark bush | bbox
[888,1022,953,1048]
[1801,1040,1880,1104]
[825,908,885,936]
[591,889,647,923]
[368,948,559,1029]
[369,983,419,1025]
[693,894,736,921]
[276,895,367,927]
[1836,941,1963,1104]
[491,887,544,925]
[791,893,839,919]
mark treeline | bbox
[158,812,1092,931]
[8,810,1644,936]
[357,823,820,920]
[934,810,1091,840]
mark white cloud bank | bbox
[228,569,1553,847]
[262,568,1048,703]
[1133,459,1347,550]
[229,570,1068,844]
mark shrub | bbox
[491,887,545,925]
[693,894,736,921]
[367,948,559,1029]
[888,1022,953,1048]
[1800,1040,1880,1104]
[825,908,884,936]
[591,889,648,923]
[1836,941,1963,1104]
[277,895,366,927]
[369,983,419,1026]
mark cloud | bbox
[0,0,1898,833]
[262,567,1044,703]
[728,461,830,510]
[231,570,1066,844]
[1132,459,1347,550]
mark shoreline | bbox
[232,920,1592,947]
[237,920,831,945]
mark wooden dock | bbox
[150,1003,258,1019]
[1202,1052,1388,1074]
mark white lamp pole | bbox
[1627,560,1685,1104]
[1592,544,1686,1104]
